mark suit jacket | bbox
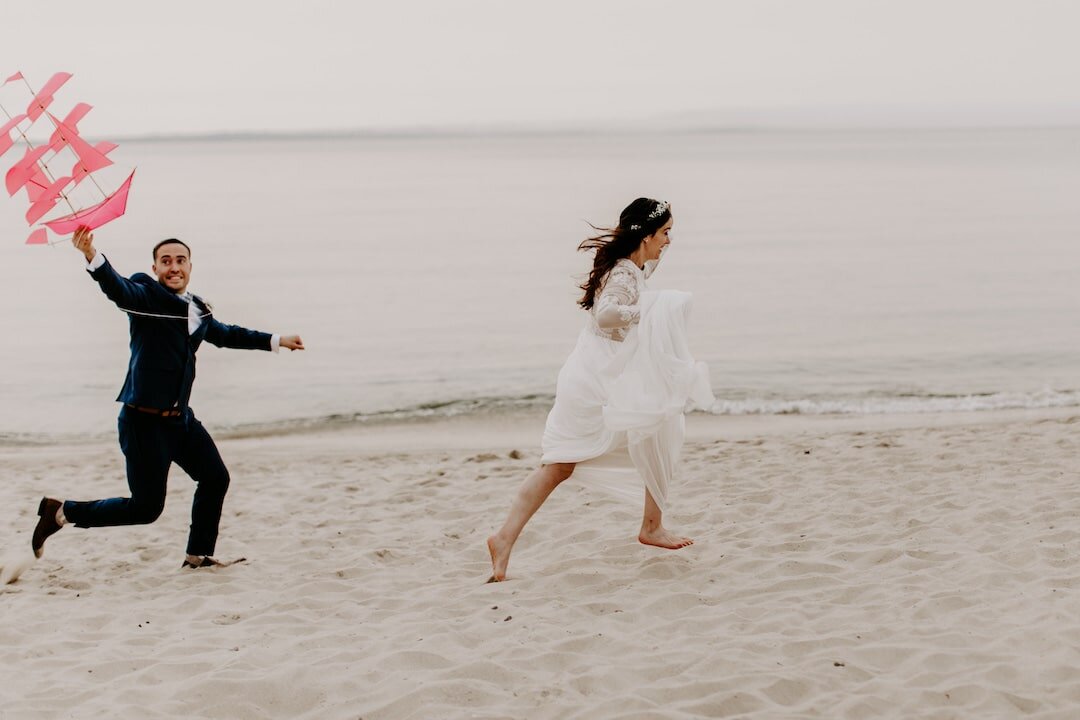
[89,256,272,410]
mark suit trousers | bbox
[63,405,231,556]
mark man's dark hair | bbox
[153,238,191,261]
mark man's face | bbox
[152,243,191,294]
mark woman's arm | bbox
[594,266,640,330]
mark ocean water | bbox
[1,129,1078,442]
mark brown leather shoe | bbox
[32,497,63,559]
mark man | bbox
[31,227,304,569]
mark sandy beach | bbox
[2,408,1079,719]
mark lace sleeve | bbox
[594,265,641,330]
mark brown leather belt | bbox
[125,404,183,418]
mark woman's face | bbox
[641,216,673,262]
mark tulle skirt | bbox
[540,291,715,512]
[540,327,626,465]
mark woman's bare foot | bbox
[638,526,694,549]
[487,534,512,582]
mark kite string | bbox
[119,307,213,320]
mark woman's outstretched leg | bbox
[638,487,693,549]
[487,462,575,581]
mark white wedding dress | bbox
[541,258,714,511]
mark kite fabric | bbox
[71,142,117,185]
[0,114,28,157]
[47,103,93,152]
[25,175,72,224]
[5,145,50,195]
[47,113,113,182]
[43,169,135,234]
[25,167,52,202]
[25,72,71,121]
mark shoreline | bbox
[4,404,1077,458]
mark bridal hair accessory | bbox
[629,200,669,231]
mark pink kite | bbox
[2,71,134,242]
[24,166,53,202]
[26,72,71,121]
[44,170,135,234]
[0,114,27,157]
[5,145,51,195]
[71,142,118,184]
[48,112,113,183]
[25,175,72,224]
[47,103,92,152]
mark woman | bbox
[487,197,694,583]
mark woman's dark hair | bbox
[577,197,670,309]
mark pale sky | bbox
[2,0,1079,137]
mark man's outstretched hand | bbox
[73,224,305,354]
[280,335,304,351]
[72,226,96,262]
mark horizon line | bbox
[104,122,1080,143]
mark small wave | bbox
[5,389,1079,446]
[0,395,557,446]
[710,388,1080,416]
[217,388,1080,437]
[213,394,556,439]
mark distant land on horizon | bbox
[109,104,1080,142]
[16,105,1080,144]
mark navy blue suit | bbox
[63,256,273,556]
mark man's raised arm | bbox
[73,226,154,311]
